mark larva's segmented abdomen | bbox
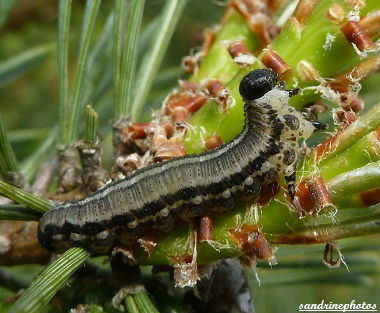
[38,88,315,255]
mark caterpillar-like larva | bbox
[38,69,317,255]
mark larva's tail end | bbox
[37,217,52,251]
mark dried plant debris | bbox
[191,258,255,313]
[56,144,82,194]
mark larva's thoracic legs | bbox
[278,80,299,98]
[285,171,296,201]
[286,88,300,97]
[301,110,328,132]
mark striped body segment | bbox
[38,87,315,255]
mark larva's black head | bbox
[239,68,279,101]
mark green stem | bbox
[331,189,380,209]
[132,0,187,121]
[58,0,72,144]
[319,131,380,181]
[134,290,160,313]
[85,104,98,144]
[117,0,146,118]
[0,113,20,175]
[310,103,380,166]
[67,0,101,143]
[268,213,380,244]
[8,247,89,313]
[0,204,41,221]
[0,180,51,213]
[326,161,380,202]
[125,295,140,313]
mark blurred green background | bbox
[0,0,379,312]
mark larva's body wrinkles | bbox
[38,87,315,255]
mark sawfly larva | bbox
[38,69,321,255]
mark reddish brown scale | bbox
[295,176,332,215]
[323,242,341,268]
[230,0,277,45]
[360,188,380,207]
[115,153,144,175]
[165,93,207,116]
[375,127,380,140]
[205,133,223,150]
[206,80,230,113]
[294,181,314,212]
[329,56,380,93]
[137,233,160,257]
[147,120,172,134]
[171,230,198,287]
[171,106,189,123]
[173,260,198,287]
[127,122,151,139]
[297,60,320,81]
[359,10,380,38]
[345,0,365,8]
[198,215,214,243]
[229,224,273,260]
[181,55,198,75]
[112,246,136,266]
[154,137,186,162]
[266,0,282,11]
[200,28,216,59]
[313,115,376,159]
[150,126,169,154]
[161,122,174,138]
[180,80,200,93]
[339,92,364,113]
[148,122,173,154]
[257,182,280,206]
[262,50,292,80]
[183,95,207,113]
[228,41,250,57]
[334,110,356,128]
[326,4,345,24]
[341,21,376,52]
[307,177,332,210]
[228,42,253,67]
[314,133,340,160]
[293,0,319,25]
[118,126,149,156]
